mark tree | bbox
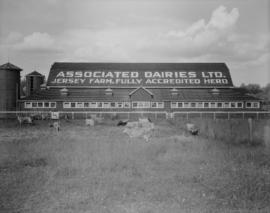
[240,83,262,94]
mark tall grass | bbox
[0,119,270,213]
[173,118,270,146]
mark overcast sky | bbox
[0,0,269,86]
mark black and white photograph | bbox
[0,0,270,212]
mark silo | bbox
[25,71,45,96]
[0,62,22,111]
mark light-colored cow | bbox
[53,121,60,131]
[186,123,199,135]
[17,115,33,126]
[86,118,95,126]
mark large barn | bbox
[17,62,262,115]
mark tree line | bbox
[240,83,270,101]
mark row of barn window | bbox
[24,101,260,109]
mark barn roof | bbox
[50,62,229,71]
[47,62,234,88]
[0,62,22,71]
[20,87,260,102]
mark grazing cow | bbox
[85,118,95,126]
[17,115,33,126]
[186,123,199,135]
[53,121,60,131]
[49,121,60,131]
[117,120,128,126]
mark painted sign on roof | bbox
[47,63,233,88]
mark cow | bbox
[117,120,129,126]
[17,115,33,126]
[53,121,60,132]
[86,118,95,126]
[49,121,60,131]
[186,123,199,135]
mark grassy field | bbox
[0,119,270,213]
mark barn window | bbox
[190,102,196,108]
[171,102,177,108]
[197,102,203,108]
[97,102,102,108]
[71,102,76,108]
[183,102,189,108]
[230,102,236,108]
[246,102,259,108]
[157,102,164,108]
[76,102,84,108]
[25,102,31,108]
[151,102,164,108]
[32,102,37,107]
[116,102,123,108]
[151,102,157,108]
[63,102,70,108]
[103,102,110,108]
[217,102,222,108]
[237,102,243,108]
[224,102,230,108]
[210,102,216,108]
[50,102,56,108]
[177,102,183,108]
[44,102,50,108]
[84,102,89,108]
[132,102,150,108]
[204,102,209,108]
[123,102,130,108]
[253,102,259,108]
[37,102,43,108]
[89,102,97,108]
[110,102,116,108]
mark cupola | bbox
[170,88,178,96]
[60,87,69,96]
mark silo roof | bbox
[0,62,22,71]
[26,71,43,76]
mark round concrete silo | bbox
[0,62,22,111]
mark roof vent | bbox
[105,88,113,96]
[211,88,220,95]
[170,88,178,96]
[60,87,69,96]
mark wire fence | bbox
[0,110,270,120]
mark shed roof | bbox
[0,62,22,71]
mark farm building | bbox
[16,62,263,114]
[0,62,22,111]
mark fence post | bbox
[213,112,216,120]
[248,118,253,144]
